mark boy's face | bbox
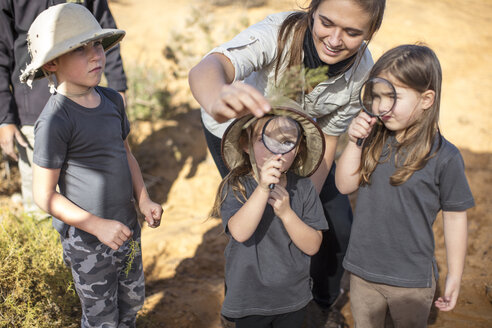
[49,39,106,92]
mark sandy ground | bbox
[1,0,490,327]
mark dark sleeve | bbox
[301,178,329,231]
[33,105,71,169]
[99,86,130,138]
[91,0,127,92]
[438,149,475,212]
[120,94,130,139]
[0,0,18,124]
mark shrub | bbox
[0,211,80,327]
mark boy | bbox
[0,0,127,216]
[20,4,162,327]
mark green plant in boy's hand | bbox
[123,238,140,278]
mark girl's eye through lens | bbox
[262,116,301,155]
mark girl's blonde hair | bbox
[360,44,443,186]
[210,116,307,219]
[274,0,386,82]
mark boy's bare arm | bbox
[435,210,468,311]
[32,163,132,250]
[124,139,162,228]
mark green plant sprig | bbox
[123,238,140,278]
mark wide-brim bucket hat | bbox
[221,97,325,177]
[20,3,125,86]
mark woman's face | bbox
[312,0,371,65]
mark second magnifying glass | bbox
[261,116,301,189]
[356,77,397,146]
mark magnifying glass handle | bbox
[356,138,364,146]
[269,183,275,190]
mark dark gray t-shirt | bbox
[33,87,138,243]
[220,172,328,318]
[343,135,475,288]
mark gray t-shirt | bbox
[33,86,138,243]
[343,135,475,288]
[220,172,328,318]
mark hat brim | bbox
[20,29,125,83]
[221,107,325,177]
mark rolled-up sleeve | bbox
[208,12,291,82]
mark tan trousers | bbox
[350,273,436,328]
[18,125,47,217]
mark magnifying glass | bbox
[356,77,397,146]
[261,116,301,189]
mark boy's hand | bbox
[347,112,377,144]
[139,198,163,228]
[268,184,293,219]
[94,219,132,250]
[435,274,461,311]
[258,154,283,190]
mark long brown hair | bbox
[274,0,386,82]
[360,44,443,186]
[210,117,307,219]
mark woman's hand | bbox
[210,81,271,122]
[189,53,270,123]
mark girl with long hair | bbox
[212,104,328,327]
[335,44,475,327]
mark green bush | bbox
[125,64,172,122]
[0,211,80,327]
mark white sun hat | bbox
[20,3,125,87]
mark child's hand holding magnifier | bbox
[353,77,397,146]
[258,154,283,191]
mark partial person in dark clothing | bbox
[0,0,127,215]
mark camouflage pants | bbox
[61,226,145,328]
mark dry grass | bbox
[0,211,80,327]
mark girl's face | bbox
[378,73,433,140]
[312,0,371,65]
[250,127,298,174]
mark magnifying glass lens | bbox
[360,77,397,117]
[262,116,300,155]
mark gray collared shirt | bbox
[201,11,374,138]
